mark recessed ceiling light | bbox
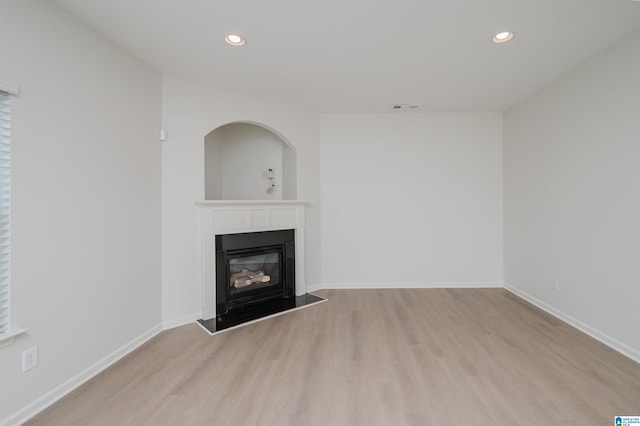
[225,34,246,47]
[492,31,515,43]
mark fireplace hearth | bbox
[198,292,324,333]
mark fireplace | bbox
[195,201,325,334]
[216,229,295,316]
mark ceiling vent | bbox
[392,104,419,110]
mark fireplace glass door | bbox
[228,250,282,295]
[216,229,295,315]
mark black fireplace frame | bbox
[215,229,295,316]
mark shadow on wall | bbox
[204,122,297,200]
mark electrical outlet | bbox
[22,346,38,372]
[553,278,560,292]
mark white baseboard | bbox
[305,283,324,293]
[162,312,201,331]
[504,284,640,364]
[2,324,162,426]
[315,281,503,290]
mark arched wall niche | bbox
[204,121,298,200]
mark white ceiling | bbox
[53,0,640,113]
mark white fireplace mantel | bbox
[195,200,310,320]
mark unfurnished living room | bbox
[1,0,639,425]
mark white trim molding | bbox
[316,282,504,290]
[0,328,28,349]
[2,325,162,426]
[162,312,201,331]
[305,283,324,293]
[505,283,640,364]
[0,77,19,95]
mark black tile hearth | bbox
[197,293,326,334]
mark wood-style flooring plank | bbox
[26,289,640,425]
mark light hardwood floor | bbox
[27,289,640,425]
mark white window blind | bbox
[0,91,10,334]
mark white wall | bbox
[204,131,223,199]
[282,141,298,200]
[504,31,640,360]
[0,0,162,423]
[161,75,321,324]
[219,124,284,200]
[321,113,503,286]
